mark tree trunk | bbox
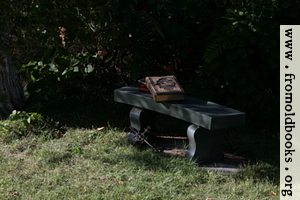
[0,30,25,119]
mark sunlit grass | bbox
[0,124,279,199]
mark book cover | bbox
[145,75,185,102]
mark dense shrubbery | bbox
[3,0,299,124]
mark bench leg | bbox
[185,124,226,165]
[128,107,157,145]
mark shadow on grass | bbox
[27,93,279,185]
[224,121,279,166]
[222,121,279,185]
[101,146,198,173]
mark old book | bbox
[145,75,185,102]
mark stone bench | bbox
[114,84,245,165]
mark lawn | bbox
[0,103,279,199]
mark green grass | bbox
[0,123,279,200]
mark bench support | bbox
[128,107,157,144]
[128,107,227,165]
[185,124,226,165]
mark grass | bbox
[0,98,279,199]
[0,123,279,199]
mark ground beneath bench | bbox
[151,136,248,173]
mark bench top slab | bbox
[114,85,245,130]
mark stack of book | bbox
[139,75,185,102]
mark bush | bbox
[6,0,296,125]
[0,110,64,142]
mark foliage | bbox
[9,110,44,126]
[183,0,281,122]
[0,110,63,141]
[3,0,300,124]
[22,50,120,109]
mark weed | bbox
[0,110,65,142]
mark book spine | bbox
[145,77,158,101]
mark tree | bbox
[0,1,25,118]
[0,29,25,118]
